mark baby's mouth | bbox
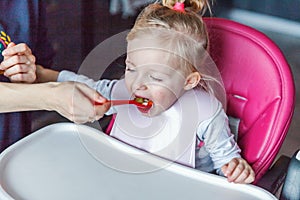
[134,96,153,113]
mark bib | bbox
[110,80,218,167]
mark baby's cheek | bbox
[153,91,177,109]
[125,78,133,93]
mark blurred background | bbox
[35,0,300,158]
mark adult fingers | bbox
[4,63,36,76]
[6,42,16,49]
[2,43,32,56]
[1,54,36,70]
[94,101,111,118]
[71,83,109,123]
[78,85,111,120]
[76,83,107,104]
[8,71,37,83]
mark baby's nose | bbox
[132,79,147,91]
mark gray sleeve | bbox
[57,70,117,115]
[196,104,241,172]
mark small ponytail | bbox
[162,0,211,14]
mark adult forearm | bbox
[0,82,57,113]
[35,64,59,83]
[0,81,110,124]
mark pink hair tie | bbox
[173,2,185,12]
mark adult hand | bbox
[0,42,36,83]
[221,157,255,184]
[49,81,111,124]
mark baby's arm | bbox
[200,103,255,184]
[36,66,116,100]
[56,70,117,100]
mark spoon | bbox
[95,98,153,109]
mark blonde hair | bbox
[127,0,223,97]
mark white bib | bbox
[110,80,218,168]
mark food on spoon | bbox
[134,97,153,107]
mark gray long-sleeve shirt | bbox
[58,70,241,174]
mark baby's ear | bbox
[184,72,201,90]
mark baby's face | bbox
[125,47,187,116]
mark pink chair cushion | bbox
[204,17,295,182]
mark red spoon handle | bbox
[94,100,150,108]
[94,100,134,106]
[109,100,133,106]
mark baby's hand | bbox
[221,157,255,184]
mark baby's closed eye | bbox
[149,75,163,82]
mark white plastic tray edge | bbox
[0,122,278,200]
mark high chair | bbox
[105,17,298,198]
[0,18,298,200]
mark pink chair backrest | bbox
[204,17,295,182]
